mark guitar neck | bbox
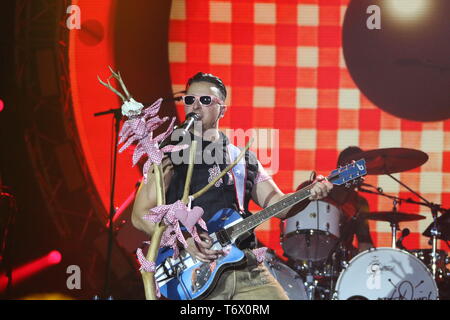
[224,158,367,243]
[227,183,315,241]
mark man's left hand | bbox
[309,175,333,200]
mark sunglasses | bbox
[182,95,223,107]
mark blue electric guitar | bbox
[154,159,367,300]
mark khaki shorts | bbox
[204,250,289,300]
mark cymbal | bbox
[340,148,428,175]
[367,212,426,223]
[422,211,450,241]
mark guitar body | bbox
[156,208,246,300]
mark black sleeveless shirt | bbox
[165,132,259,249]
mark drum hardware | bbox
[429,207,441,278]
[391,199,399,249]
[388,174,440,278]
[395,228,410,251]
[366,199,426,249]
[365,211,426,223]
[359,181,447,281]
[409,249,450,281]
[423,210,450,241]
[351,148,450,281]
[304,260,318,300]
[322,211,364,300]
[304,271,317,301]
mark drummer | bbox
[288,146,374,254]
[329,146,374,253]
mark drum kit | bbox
[263,148,450,300]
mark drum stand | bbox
[386,172,443,279]
[429,206,441,278]
[390,199,399,249]
[304,260,317,300]
[325,212,361,300]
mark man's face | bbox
[184,81,224,132]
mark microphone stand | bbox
[385,174,443,274]
[358,187,448,215]
[0,188,16,299]
[326,210,360,300]
[94,107,122,299]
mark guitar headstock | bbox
[328,159,367,186]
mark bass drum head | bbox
[335,247,439,300]
[264,251,308,300]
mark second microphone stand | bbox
[94,107,122,299]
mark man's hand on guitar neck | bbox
[308,175,333,200]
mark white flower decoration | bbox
[121,98,144,117]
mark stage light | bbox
[0,250,62,292]
[47,250,62,264]
[386,0,429,20]
[0,99,4,112]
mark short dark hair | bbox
[337,146,363,166]
[186,72,227,101]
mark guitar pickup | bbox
[216,229,231,246]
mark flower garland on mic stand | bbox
[99,68,253,300]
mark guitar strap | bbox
[226,144,246,214]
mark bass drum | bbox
[263,251,308,300]
[334,247,439,300]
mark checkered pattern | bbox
[168,0,450,256]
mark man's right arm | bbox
[131,157,174,236]
[131,156,221,262]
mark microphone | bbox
[396,228,410,250]
[158,112,201,149]
[359,182,383,193]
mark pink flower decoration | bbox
[136,248,160,298]
[252,247,268,264]
[208,165,223,187]
[118,98,188,184]
[143,200,208,258]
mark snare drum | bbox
[264,251,308,300]
[282,200,343,261]
[334,247,439,300]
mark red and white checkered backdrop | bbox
[167,0,450,258]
